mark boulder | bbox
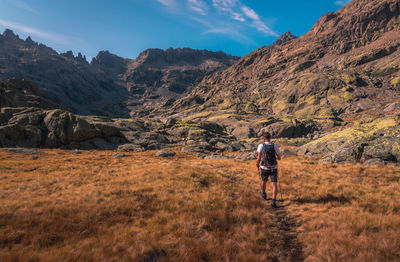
[199,121,226,135]
[280,148,296,158]
[71,117,101,142]
[113,153,126,158]
[364,158,386,166]
[205,155,229,160]
[298,116,400,164]
[259,120,317,138]
[363,137,399,162]
[156,150,176,157]
[164,118,177,128]
[6,148,41,154]
[118,143,144,152]
[235,152,257,160]
[0,124,27,147]
[232,126,255,139]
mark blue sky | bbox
[0,0,352,60]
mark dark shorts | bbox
[261,168,278,183]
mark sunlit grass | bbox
[0,149,399,261]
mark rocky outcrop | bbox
[297,116,400,164]
[258,119,318,138]
[0,107,127,149]
[0,106,242,152]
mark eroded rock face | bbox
[297,116,400,164]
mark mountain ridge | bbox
[0,30,239,117]
[168,0,400,123]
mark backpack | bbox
[261,143,277,167]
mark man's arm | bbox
[276,152,281,161]
[275,145,281,160]
[256,152,262,168]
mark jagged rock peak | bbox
[273,32,297,46]
[91,50,126,66]
[61,50,74,59]
[2,29,18,38]
[25,36,37,46]
[135,47,239,67]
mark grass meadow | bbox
[0,148,399,261]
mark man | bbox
[256,132,281,208]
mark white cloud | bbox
[241,5,277,37]
[188,0,208,15]
[156,0,277,42]
[11,0,40,15]
[335,0,352,6]
[241,6,259,20]
[202,27,256,45]
[212,0,245,22]
[156,0,176,8]
[253,19,278,37]
[0,18,70,44]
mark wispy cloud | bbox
[242,6,278,37]
[157,0,177,8]
[241,6,258,20]
[188,0,208,15]
[0,18,71,44]
[202,26,256,45]
[335,0,352,6]
[10,0,40,15]
[212,0,245,22]
[155,0,277,42]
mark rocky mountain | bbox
[0,30,130,117]
[170,0,400,124]
[121,48,239,116]
[0,30,238,117]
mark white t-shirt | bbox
[257,142,280,170]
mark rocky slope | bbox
[0,30,238,117]
[170,0,400,123]
[0,78,60,110]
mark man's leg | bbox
[262,181,267,193]
[270,169,278,208]
[260,170,267,200]
[271,182,278,200]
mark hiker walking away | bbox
[256,132,281,208]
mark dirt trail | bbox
[268,205,304,262]
[217,170,304,261]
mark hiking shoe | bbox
[261,192,267,200]
[271,202,278,209]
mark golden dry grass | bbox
[0,148,399,261]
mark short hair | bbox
[263,132,271,140]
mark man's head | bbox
[263,132,271,141]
